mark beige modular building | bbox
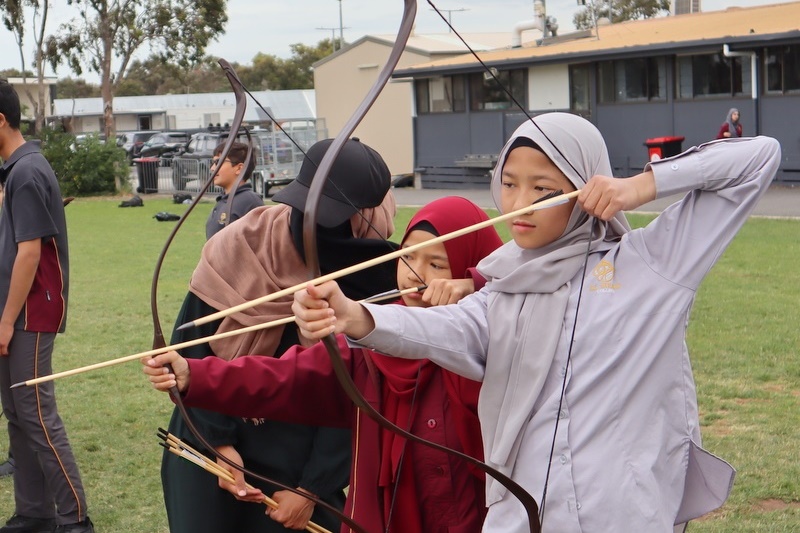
[6,77,57,129]
[313,32,518,177]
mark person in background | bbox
[144,196,503,533]
[292,113,780,533]
[717,108,743,139]
[206,141,264,239]
[0,79,94,533]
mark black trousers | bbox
[0,331,88,525]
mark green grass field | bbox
[0,199,797,532]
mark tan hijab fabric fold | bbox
[190,192,396,360]
[477,113,631,503]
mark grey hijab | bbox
[725,108,740,138]
[476,113,630,504]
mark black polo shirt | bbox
[205,182,264,239]
[0,141,69,332]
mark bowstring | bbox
[241,83,427,287]
[427,2,601,526]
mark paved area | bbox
[391,183,800,219]
[130,167,800,218]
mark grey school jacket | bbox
[352,136,781,533]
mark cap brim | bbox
[272,180,357,228]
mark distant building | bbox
[51,90,317,134]
[313,32,518,176]
[393,2,800,186]
[5,77,57,132]
[672,0,701,16]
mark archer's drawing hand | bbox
[293,281,375,340]
[423,278,475,306]
[579,171,656,220]
[142,350,190,393]
[267,488,316,530]
[215,445,264,503]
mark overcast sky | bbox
[0,0,793,84]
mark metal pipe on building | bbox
[723,44,759,134]
[512,0,546,47]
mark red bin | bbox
[644,136,685,162]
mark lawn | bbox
[0,199,797,532]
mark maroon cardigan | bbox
[182,335,486,533]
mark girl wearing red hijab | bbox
[144,197,503,533]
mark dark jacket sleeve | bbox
[170,292,239,447]
[183,335,361,428]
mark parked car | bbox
[171,130,249,190]
[138,131,189,162]
[117,130,158,163]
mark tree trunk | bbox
[101,31,115,140]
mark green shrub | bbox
[38,128,130,196]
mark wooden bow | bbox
[300,2,541,532]
[150,59,369,533]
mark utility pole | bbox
[429,7,468,31]
[337,0,345,45]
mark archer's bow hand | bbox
[292,281,375,341]
[142,350,191,393]
[578,172,656,221]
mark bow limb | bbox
[302,1,540,532]
[150,61,368,533]
[150,59,247,351]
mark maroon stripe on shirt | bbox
[24,238,65,332]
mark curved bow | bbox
[301,1,541,532]
[150,59,368,533]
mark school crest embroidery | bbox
[590,259,621,293]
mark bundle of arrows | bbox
[157,428,332,533]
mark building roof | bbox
[313,32,517,68]
[52,89,316,121]
[6,77,58,85]
[393,2,800,76]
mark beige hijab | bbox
[477,113,630,503]
[190,192,396,360]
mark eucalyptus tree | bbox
[48,0,227,138]
[1,0,52,132]
[573,0,670,31]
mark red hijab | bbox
[370,197,502,530]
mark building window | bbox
[765,45,800,93]
[676,53,752,98]
[469,69,526,111]
[415,75,466,114]
[570,64,591,112]
[138,115,152,130]
[598,58,666,103]
[415,80,430,114]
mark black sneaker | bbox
[53,518,93,533]
[0,460,14,478]
[0,514,56,533]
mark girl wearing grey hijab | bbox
[717,107,742,139]
[293,113,781,533]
